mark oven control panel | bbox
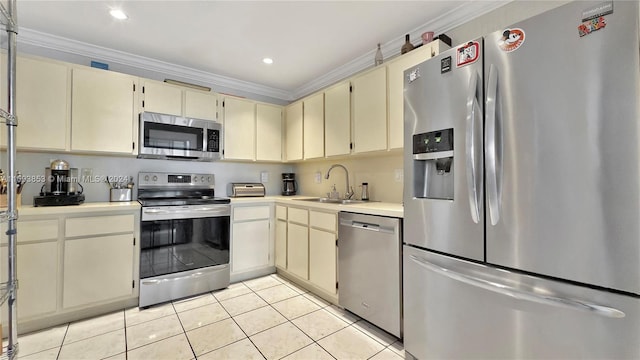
[138,172,215,188]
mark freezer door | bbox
[403,40,484,261]
[484,0,640,294]
[403,246,640,360]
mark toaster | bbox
[228,183,266,197]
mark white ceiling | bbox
[14,1,507,101]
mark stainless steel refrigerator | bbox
[403,1,640,358]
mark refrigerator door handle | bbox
[409,254,626,319]
[465,71,481,223]
[485,64,501,225]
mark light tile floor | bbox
[6,274,406,360]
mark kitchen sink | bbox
[298,198,369,205]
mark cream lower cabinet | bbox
[1,219,59,323]
[276,204,338,303]
[308,210,338,295]
[275,205,287,269]
[63,214,136,309]
[231,205,272,275]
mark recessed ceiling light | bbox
[109,9,128,20]
[262,58,274,65]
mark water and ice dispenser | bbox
[413,128,454,200]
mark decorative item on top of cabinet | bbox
[401,34,415,54]
[375,43,383,66]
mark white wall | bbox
[8,152,292,205]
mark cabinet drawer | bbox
[288,207,308,225]
[1,219,58,244]
[276,205,287,220]
[65,214,135,238]
[310,211,337,232]
[234,206,270,221]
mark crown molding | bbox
[291,0,509,100]
[17,27,293,101]
[16,1,508,103]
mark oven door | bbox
[140,205,230,279]
[138,112,220,160]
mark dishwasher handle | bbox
[340,219,396,234]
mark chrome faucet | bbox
[325,164,354,199]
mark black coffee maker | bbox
[34,159,85,207]
[282,173,297,196]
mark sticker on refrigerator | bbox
[578,16,607,37]
[456,41,479,68]
[498,28,525,52]
[441,56,452,74]
[581,1,613,22]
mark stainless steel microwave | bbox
[138,112,221,161]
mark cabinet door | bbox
[388,42,442,149]
[303,93,324,159]
[285,102,303,161]
[232,219,270,273]
[324,82,351,157]
[287,222,308,279]
[1,242,58,321]
[63,234,134,308]
[223,97,255,160]
[71,67,136,154]
[185,90,217,120]
[142,80,182,116]
[275,218,287,269]
[256,103,283,161]
[352,67,387,153]
[1,56,69,150]
[309,228,337,295]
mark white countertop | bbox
[231,195,403,218]
[18,201,141,216]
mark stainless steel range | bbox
[137,172,230,307]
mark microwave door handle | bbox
[465,71,481,224]
[485,64,501,226]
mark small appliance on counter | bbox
[228,183,265,197]
[282,173,297,196]
[361,182,369,201]
[34,159,85,207]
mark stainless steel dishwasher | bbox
[338,212,402,338]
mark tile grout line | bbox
[213,295,268,360]
[55,322,70,360]
[170,302,198,360]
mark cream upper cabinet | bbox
[141,79,217,121]
[388,41,447,149]
[223,97,256,160]
[324,82,351,157]
[1,56,70,151]
[71,67,136,154]
[256,103,282,161]
[285,101,303,161]
[184,90,217,120]
[352,66,387,153]
[141,79,182,116]
[303,93,325,159]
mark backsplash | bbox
[4,152,293,205]
[293,153,404,203]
